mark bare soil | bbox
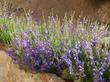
[7,0,110,22]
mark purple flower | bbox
[5,16,110,81]
[88,56,95,66]
[21,40,27,48]
[49,62,54,66]
[82,73,86,77]
[106,51,110,55]
[90,61,95,66]
[89,56,93,60]
[85,41,91,52]
[6,48,17,62]
[99,66,105,72]
[34,60,39,66]
[57,48,61,51]
[93,79,98,82]
[60,40,65,46]
[102,57,109,63]
[21,32,27,36]
[91,35,97,47]
[99,77,105,82]
[42,59,48,66]
[98,71,103,76]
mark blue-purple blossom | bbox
[106,51,110,55]
[91,35,97,47]
[85,41,92,52]
[60,39,65,46]
[61,53,72,66]
[5,16,110,82]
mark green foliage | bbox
[0,11,110,82]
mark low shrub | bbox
[6,15,110,82]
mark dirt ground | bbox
[6,0,110,22]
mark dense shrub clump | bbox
[6,16,110,82]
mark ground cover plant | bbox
[5,14,110,82]
[0,18,22,44]
[0,14,34,45]
[0,0,30,45]
[0,0,110,82]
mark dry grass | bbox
[0,0,27,19]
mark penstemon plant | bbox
[6,15,110,82]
